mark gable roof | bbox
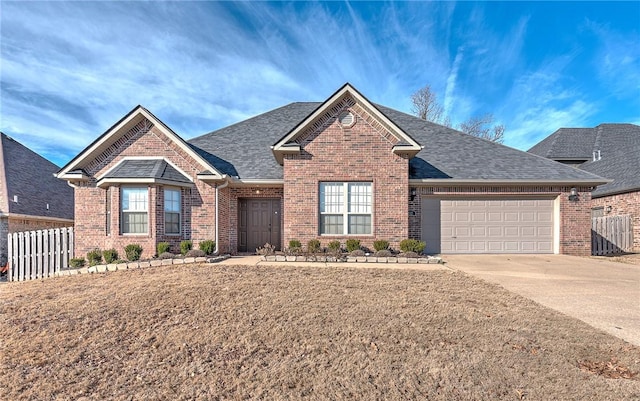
[270,83,422,164]
[56,106,224,181]
[0,133,74,220]
[188,102,606,186]
[529,124,640,197]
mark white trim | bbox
[408,178,609,186]
[56,106,223,180]
[230,178,285,187]
[120,186,149,235]
[164,187,181,236]
[319,181,373,235]
[272,84,422,164]
[553,195,561,254]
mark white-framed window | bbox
[319,182,372,235]
[164,188,181,235]
[121,187,148,234]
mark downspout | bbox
[214,178,230,255]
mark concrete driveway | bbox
[443,254,640,346]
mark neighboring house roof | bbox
[96,158,193,188]
[56,106,224,182]
[0,132,74,220]
[189,102,605,185]
[528,124,640,197]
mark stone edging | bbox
[261,255,443,264]
[52,255,230,278]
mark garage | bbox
[422,198,556,254]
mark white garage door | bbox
[422,198,555,254]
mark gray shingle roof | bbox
[187,102,605,184]
[104,159,191,184]
[529,124,640,197]
[0,133,74,219]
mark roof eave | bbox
[408,178,610,187]
[96,177,194,189]
[57,107,224,180]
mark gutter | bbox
[408,178,611,187]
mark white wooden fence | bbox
[7,227,74,281]
[592,215,633,256]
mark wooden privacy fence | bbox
[592,215,633,256]
[7,227,74,281]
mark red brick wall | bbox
[73,119,218,260]
[592,191,640,251]
[410,185,592,256]
[283,100,409,251]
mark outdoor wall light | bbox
[568,187,579,202]
[605,205,612,213]
[410,188,417,201]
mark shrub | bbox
[157,242,171,255]
[102,249,118,264]
[401,251,420,258]
[345,239,361,253]
[159,252,175,260]
[373,239,390,252]
[125,244,143,261]
[199,240,215,255]
[186,249,206,258]
[69,258,86,268]
[289,239,302,250]
[399,239,426,254]
[256,243,275,256]
[327,240,341,252]
[86,249,102,266]
[307,239,321,254]
[350,249,365,257]
[374,249,392,257]
[113,259,127,264]
[180,240,192,256]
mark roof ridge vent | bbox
[592,150,601,161]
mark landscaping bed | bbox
[1,263,639,400]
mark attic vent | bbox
[593,150,601,161]
[338,111,355,127]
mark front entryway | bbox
[238,198,281,252]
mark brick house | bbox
[56,84,605,259]
[529,123,640,251]
[0,133,74,265]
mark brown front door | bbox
[238,198,281,252]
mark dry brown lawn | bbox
[1,263,639,400]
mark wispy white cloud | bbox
[0,1,637,167]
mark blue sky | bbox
[1,1,638,167]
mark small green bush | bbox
[180,240,192,256]
[345,239,361,253]
[102,249,118,264]
[289,239,302,250]
[125,244,143,261]
[186,249,206,258]
[86,249,102,266]
[373,239,390,251]
[157,242,170,255]
[307,239,321,253]
[399,239,426,254]
[199,240,215,255]
[69,258,86,268]
[327,240,341,252]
